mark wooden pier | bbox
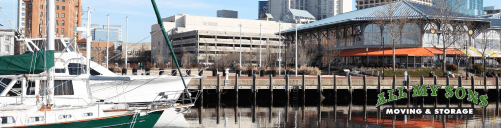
[188,75,501,90]
[188,74,501,127]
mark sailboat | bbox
[0,0,194,127]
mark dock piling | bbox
[318,75,322,99]
[471,76,475,108]
[459,76,463,107]
[484,75,488,92]
[363,75,367,121]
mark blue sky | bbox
[0,0,500,43]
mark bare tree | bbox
[319,38,340,74]
[295,41,316,67]
[426,0,467,72]
[475,26,499,72]
[373,2,412,71]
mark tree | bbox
[426,0,468,72]
[319,38,340,74]
[373,2,412,71]
[475,26,499,73]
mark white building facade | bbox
[150,14,299,66]
[0,27,15,56]
[17,0,26,35]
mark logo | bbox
[376,85,488,115]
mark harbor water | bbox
[154,88,501,128]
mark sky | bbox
[1,0,501,43]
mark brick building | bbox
[24,0,82,39]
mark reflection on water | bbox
[155,90,501,128]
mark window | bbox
[55,68,65,73]
[62,13,65,18]
[28,116,45,122]
[54,80,74,95]
[1,116,15,124]
[56,20,58,25]
[28,11,31,16]
[57,6,59,10]
[40,12,43,17]
[56,28,58,33]
[62,0,65,2]
[61,28,64,34]
[82,112,93,117]
[62,6,65,10]
[22,13,25,16]
[28,4,31,8]
[62,20,64,26]
[58,114,72,119]
[56,13,59,18]
[5,45,9,52]
[40,5,43,9]
[28,19,31,24]
[39,20,42,25]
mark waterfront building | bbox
[217,10,238,18]
[23,0,82,39]
[0,27,15,56]
[264,0,352,22]
[279,1,500,69]
[150,14,299,66]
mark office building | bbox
[0,27,15,56]
[484,6,501,14]
[150,14,299,65]
[23,0,82,39]
[17,0,26,35]
[90,24,122,42]
[258,1,269,19]
[217,10,238,18]
[463,0,483,15]
[265,0,352,22]
[356,0,432,10]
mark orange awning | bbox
[425,48,464,56]
[339,48,435,57]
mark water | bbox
[155,89,501,128]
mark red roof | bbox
[425,48,463,56]
[339,48,435,57]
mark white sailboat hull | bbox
[88,75,192,103]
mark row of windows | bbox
[56,28,65,34]
[56,20,65,26]
[57,13,66,18]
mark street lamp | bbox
[467,29,473,77]
[366,47,369,67]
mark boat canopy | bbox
[0,49,54,75]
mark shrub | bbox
[299,67,321,75]
[145,62,154,69]
[382,68,444,77]
[158,63,169,69]
[196,64,206,69]
[446,63,458,71]
[474,64,484,72]
[259,66,267,71]
[184,64,192,69]
[131,64,139,69]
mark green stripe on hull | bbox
[21,110,163,128]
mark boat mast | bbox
[86,8,93,75]
[150,0,188,89]
[46,0,55,106]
